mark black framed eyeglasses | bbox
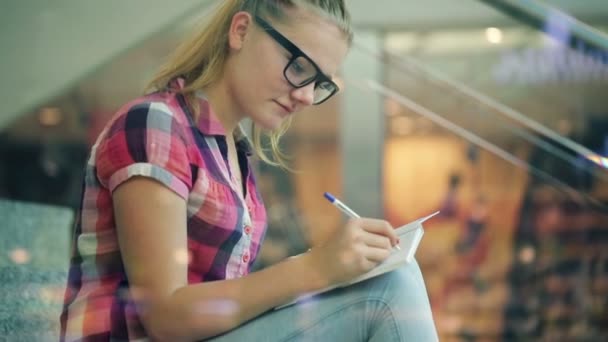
[254,15,339,105]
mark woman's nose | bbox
[290,82,315,106]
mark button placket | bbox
[243,208,253,237]
[240,209,253,268]
[244,224,253,236]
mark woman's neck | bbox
[201,80,242,135]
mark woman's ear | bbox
[228,11,253,51]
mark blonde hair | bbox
[145,0,353,168]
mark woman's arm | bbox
[114,177,398,341]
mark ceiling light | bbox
[485,27,503,44]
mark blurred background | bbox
[1,0,607,340]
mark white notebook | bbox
[275,211,439,309]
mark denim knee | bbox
[361,260,438,341]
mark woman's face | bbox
[226,6,350,130]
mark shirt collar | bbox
[171,77,253,156]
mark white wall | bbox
[0,0,214,128]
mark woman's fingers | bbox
[360,230,392,250]
[355,218,399,247]
[361,245,392,263]
[318,217,399,282]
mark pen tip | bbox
[323,192,335,202]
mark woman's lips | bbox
[274,101,294,115]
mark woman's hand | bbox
[309,218,400,285]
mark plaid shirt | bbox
[60,78,267,341]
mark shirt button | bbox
[242,253,250,263]
[244,225,252,235]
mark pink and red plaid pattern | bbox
[60,78,267,341]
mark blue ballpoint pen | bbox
[323,192,401,250]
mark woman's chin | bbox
[253,115,286,131]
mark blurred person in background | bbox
[59,0,437,341]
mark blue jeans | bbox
[208,259,438,341]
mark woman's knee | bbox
[284,262,438,341]
[363,260,429,303]
[363,261,438,338]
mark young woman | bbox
[60,0,438,341]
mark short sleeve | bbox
[96,101,192,199]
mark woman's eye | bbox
[290,61,306,75]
